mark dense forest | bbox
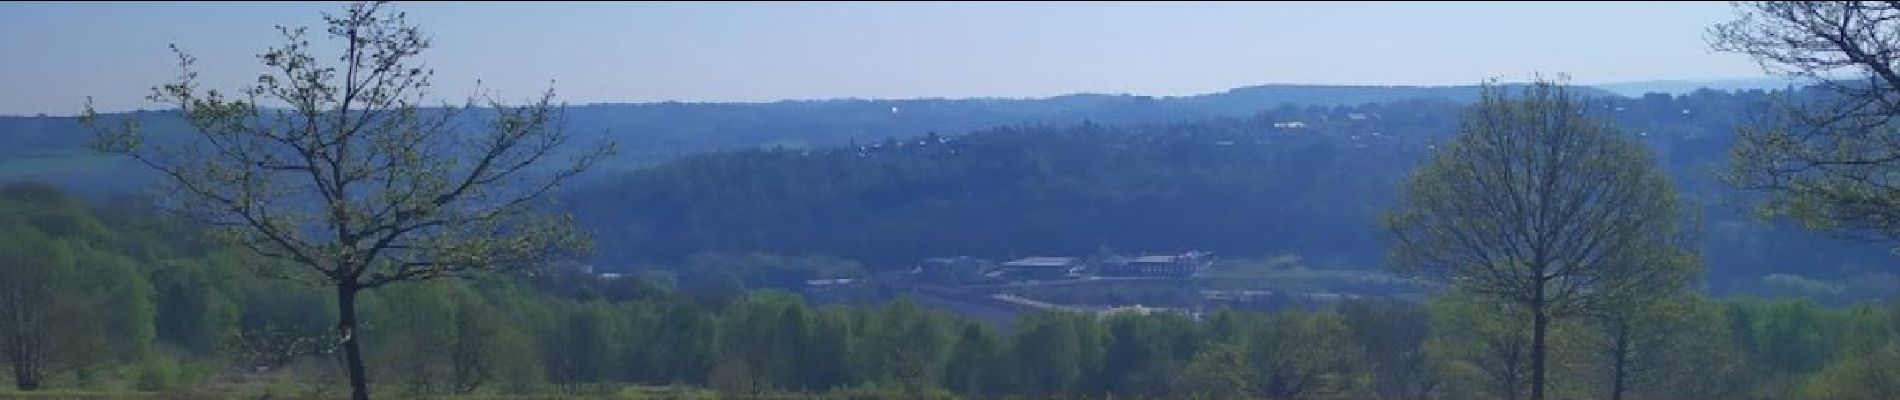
[5,181,1900,399]
[564,88,1896,298]
[17,84,1891,298]
[9,79,1899,399]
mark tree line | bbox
[562,86,1897,299]
[17,2,1900,399]
[2,184,1899,398]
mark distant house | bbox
[918,256,994,284]
[1001,257,1085,280]
[1096,251,1213,277]
[1096,304,1191,319]
[804,278,856,288]
[922,256,988,271]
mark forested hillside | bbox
[0,84,1616,179]
[4,83,1888,296]
[565,88,1897,297]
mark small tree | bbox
[0,226,74,391]
[1179,342,1257,399]
[0,187,139,391]
[80,2,611,399]
[1385,79,1689,400]
[1426,293,1534,400]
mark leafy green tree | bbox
[1428,294,1532,400]
[0,225,80,390]
[799,308,854,390]
[545,302,621,393]
[1179,342,1257,399]
[1339,298,1440,400]
[1585,247,1700,400]
[80,2,610,398]
[362,280,511,395]
[1800,304,1900,400]
[1625,297,1750,399]
[715,292,802,391]
[943,322,1007,395]
[1756,300,1842,376]
[856,297,952,394]
[0,185,158,390]
[366,282,456,395]
[444,285,512,394]
[1249,311,1366,399]
[148,255,243,355]
[651,300,717,385]
[1099,313,1197,395]
[1012,312,1088,394]
[1386,79,1689,400]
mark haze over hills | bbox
[6,80,1878,300]
[0,82,1704,200]
[0,81,1688,169]
[559,85,1894,300]
[13,2,1900,399]
[1588,77,1800,97]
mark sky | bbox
[0,1,1769,115]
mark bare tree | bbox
[1384,79,1689,400]
[1712,1,1900,245]
[80,2,612,399]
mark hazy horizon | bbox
[3,1,1772,115]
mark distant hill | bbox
[1167,83,1620,114]
[1590,77,1800,97]
[0,83,1626,186]
[5,82,1891,299]
[561,88,1896,299]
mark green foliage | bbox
[0,182,1896,399]
[1179,341,1257,399]
[0,183,165,391]
[1799,304,1900,400]
[361,280,526,395]
[1387,79,1697,400]
[1634,298,1751,399]
[1427,294,1532,400]
[1249,311,1366,399]
[82,2,611,398]
[132,355,211,393]
[1099,313,1197,395]
[942,322,1007,395]
[1009,312,1101,394]
[572,113,1427,269]
[1339,298,1438,399]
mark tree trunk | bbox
[6,290,42,391]
[9,325,40,391]
[1530,291,1548,400]
[337,284,370,400]
[1611,320,1630,400]
[12,361,36,391]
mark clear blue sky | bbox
[1,1,1767,115]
